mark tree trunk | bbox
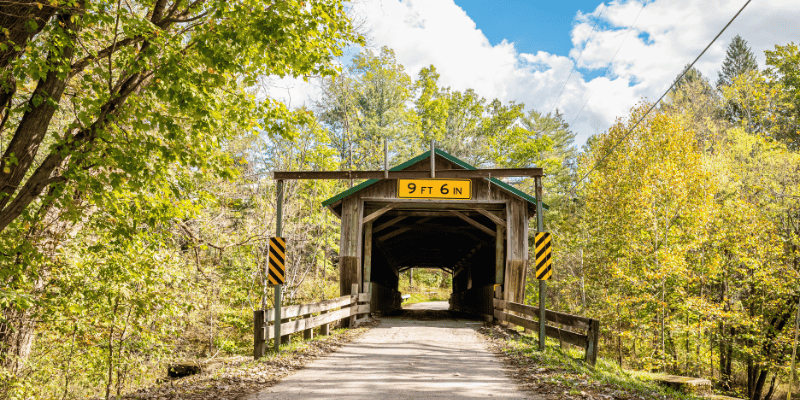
[751,369,768,400]
[763,374,777,400]
[0,305,38,374]
[0,8,82,213]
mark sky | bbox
[269,0,800,147]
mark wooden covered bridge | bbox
[321,149,546,316]
[258,147,599,364]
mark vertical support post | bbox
[303,318,313,341]
[363,221,373,309]
[273,180,284,352]
[585,319,600,366]
[384,139,389,179]
[254,310,265,359]
[320,315,330,336]
[350,283,359,327]
[535,176,545,351]
[363,222,372,284]
[430,140,435,178]
[495,224,504,285]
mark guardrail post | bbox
[585,319,600,366]
[320,309,330,336]
[254,310,265,359]
[303,312,313,340]
[350,283,358,327]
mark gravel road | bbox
[246,304,528,399]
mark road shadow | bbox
[382,308,484,321]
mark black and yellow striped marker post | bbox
[268,237,286,285]
[534,232,552,280]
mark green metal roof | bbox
[321,149,549,210]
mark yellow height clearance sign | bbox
[268,237,286,285]
[397,179,471,200]
[534,232,552,280]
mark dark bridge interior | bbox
[366,205,503,315]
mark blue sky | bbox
[453,0,603,57]
[271,0,798,146]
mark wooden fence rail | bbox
[254,283,369,358]
[493,297,600,365]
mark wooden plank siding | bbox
[329,153,535,319]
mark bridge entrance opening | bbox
[322,149,545,319]
[367,211,498,314]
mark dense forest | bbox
[0,1,797,399]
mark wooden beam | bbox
[493,309,589,349]
[373,216,406,234]
[384,211,460,218]
[363,204,396,224]
[496,224,504,285]
[377,217,432,241]
[378,227,411,242]
[475,208,506,227]
[449,210,495,237]
[273,168,544,180]
[364,198,507,206]
[492,298,593,330]
[363,221,373,285]
[383,223,481,242]
[453,242,486,274]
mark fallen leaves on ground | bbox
[125,320,378,400]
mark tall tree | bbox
[717,35,759,125]
[716,34,758,88]
[0,0,360,384]
[765,42,800,150]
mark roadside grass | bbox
[124,326,370,399]
[484,327,707,400]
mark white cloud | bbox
[271,0,800,146]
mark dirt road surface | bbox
[246,303,528,399]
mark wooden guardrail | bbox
[493,297,600,365]
[254,283,369,357]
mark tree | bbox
[0,0,359,233]
[0,0,360,385]
[765,42,800,150]
[315,47,416,170]
[717,34,759,88]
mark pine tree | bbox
[716,34,758,88]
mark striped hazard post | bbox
[534,232,552,280]
[268,237,286,285]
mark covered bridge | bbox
[323,149,545,316]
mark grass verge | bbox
[479,325,708,400]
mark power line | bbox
[569,1,646,128]
[548,2,607,116]
[551,0,753,210]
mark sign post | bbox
[273,180,285,352]
[535,176,546,351]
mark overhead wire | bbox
[568,1,646,128]
[548,2,607,116]
[550,0,753,210]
